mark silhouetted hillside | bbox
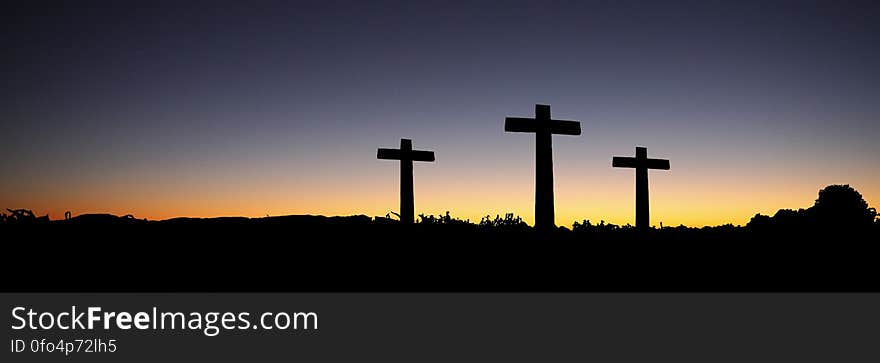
[2,185,877,292]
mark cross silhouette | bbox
[612,146,670,230]
[377,138,435,224]
[505,104,581,230]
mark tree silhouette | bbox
[0,208,49,224]
[746,184,877,233]
[808,184,875,228]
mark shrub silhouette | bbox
[747,184,876,233]
[418,211,471,225]
[1,208,49,224]
[808,184,875,227]
[572,219,629,232]
[479,213,528,229]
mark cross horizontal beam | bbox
[377,149,435,162]
[612,157,670,170]
[504,118,581,135]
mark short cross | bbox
[612,146,670,230]
[377,138,435,224]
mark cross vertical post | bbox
[399,139,414,224]
[535,105,554,231]
[635,147,649,230]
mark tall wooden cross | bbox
[505,104,581,230]
[377,138,435,224]
[612,146,670,230]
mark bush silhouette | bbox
[0,208,49,224]
[478,213,527,228]
[418,211,471,225]
[747,184,876,233]
[808,184,875,227]
[572,219,629,232]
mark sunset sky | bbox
[3,1,878,227]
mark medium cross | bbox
[612,146,670,230]
[377,138,435,224]
[505,104,581,231]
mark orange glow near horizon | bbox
[6,159,878,227]
[4,117,878,227]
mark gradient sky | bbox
[3,0,878,227]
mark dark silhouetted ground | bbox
[2,185,877,292]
